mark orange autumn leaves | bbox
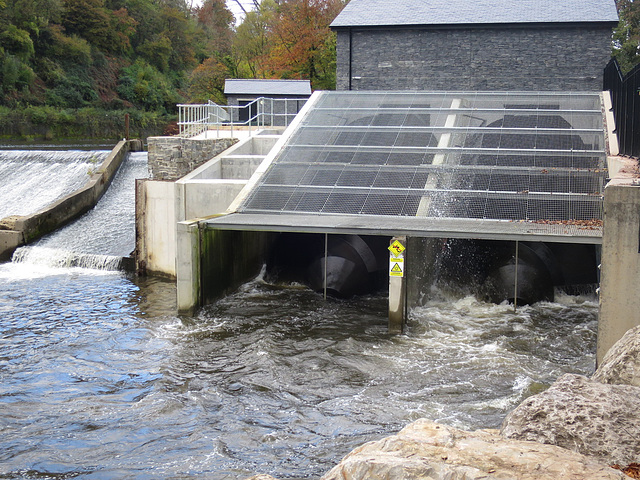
[234,0,346,90]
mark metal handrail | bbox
[177,97,305,138]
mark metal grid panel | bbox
[239,91,606,229]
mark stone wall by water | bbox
[147,137,237,181]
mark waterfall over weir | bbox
[0,150,108,219]
[1,149,148,271]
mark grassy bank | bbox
[0,106,174,142]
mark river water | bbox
[0,150,599,479]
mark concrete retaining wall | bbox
[0,139,141,262]
[176,222,276,313]
[598,178,640,364]
[136,133,278,278]
[135,179,177,276]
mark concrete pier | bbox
[597,175,640,364]
[389,236,407,334]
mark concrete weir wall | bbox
[0,139,142,262]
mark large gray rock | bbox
[593,324,640,387]
[501,373,640,466]
[321,418,625,480]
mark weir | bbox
[0,141,146,267]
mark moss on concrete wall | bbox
[200,228,277,304]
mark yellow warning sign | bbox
[388,240,405,257]
[389,257,404,277]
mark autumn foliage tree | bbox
[231,0,346,90]
[187,56,228,103]
[232,0,275,79]
[263,0,344,89]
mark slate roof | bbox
[330,0,619,28]
[224,79,312,96]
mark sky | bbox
[226,0,255,24]
[189,0,255,25]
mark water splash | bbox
[12,246,124,271]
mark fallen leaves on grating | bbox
[530,219,603,230]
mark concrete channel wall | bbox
[596,97,640,364]
[136,132,280,279]
[176,221,276,315]
[0,139,142,262]
[598,171,640,364]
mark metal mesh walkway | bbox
[209,91,607,243]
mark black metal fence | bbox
[603,58,640,158]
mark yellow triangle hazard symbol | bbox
[391,263,402,273]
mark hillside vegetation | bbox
[0,0,638,140]
[0,0,345,139]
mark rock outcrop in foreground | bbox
[500,373,640,466]
[318,418,625,480]
[593,324,640,387]
[501,325,640,467]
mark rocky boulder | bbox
[320,418,625,480]
[593,325,640,387]
[500,373,640,466]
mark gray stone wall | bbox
[337,25,613,91]
[147,137,237,181]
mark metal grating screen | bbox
[237,91,606,236]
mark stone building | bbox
[330,0,618,91]
[224,79,312,126]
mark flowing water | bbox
[0,149,599,479]
[0,150,109,219]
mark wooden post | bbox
[389,236,407,334]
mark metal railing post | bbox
[175,96,308,139]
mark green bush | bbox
[1,53,35,92]
[1,25,35,60]
[117,60,181,113]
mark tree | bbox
[187,56,227,103]
[613,0,640,73]
[195,0,234,58]
[262,0,345,89]
[62,0,113,51]
[232,0,276,78]
[159,5,196,71]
